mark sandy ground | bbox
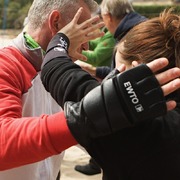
[0,30,18,48]
[60,146,102,180]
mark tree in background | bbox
[0,0,102,29]
[0,0,33,29]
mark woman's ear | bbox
[132,61,140,67]
[48,10,61,34]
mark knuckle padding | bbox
[82,64,167,136]
[114,64,167,122]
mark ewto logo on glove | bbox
[134,104,144,113]
[116,64,166,123]
[124,81,144,113]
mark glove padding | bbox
[64,64,167,147]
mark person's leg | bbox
[56,171,60,180]
[74,157,101,175]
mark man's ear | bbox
[48,10,61,34]
[107,13,113,22]
[132,61,140,67]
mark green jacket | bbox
[82,28,116,67]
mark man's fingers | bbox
[147,57,180,96]
[155,67,180,86]
[80,15,102,29]
[117,64,126,73]
[72,7,83,24]
[85,30,104,42]
[77,19,105,46]
[70,53,87,62]
[84,22,105,34]
[79,14,105,35]
[161,78,180,96]
[166,101,177,111]
[147,58,169,73]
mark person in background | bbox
[0,0,104,180]
[41,8,180,180]
[78,0,147,80]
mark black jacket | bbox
[96,12,147,79]
[41,33,180,180]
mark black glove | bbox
[64,64,167,147]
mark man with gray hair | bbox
[97,0,147,78]
[0,0,104,179]
[77,0,147,79]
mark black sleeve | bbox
[96,66,111,79]
[41,33,100,107]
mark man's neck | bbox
[26,27,50,51]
